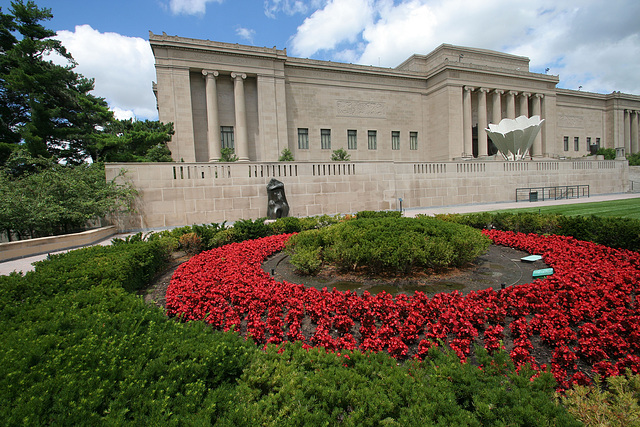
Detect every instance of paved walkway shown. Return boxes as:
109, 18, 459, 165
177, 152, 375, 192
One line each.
2, 192, 639, 276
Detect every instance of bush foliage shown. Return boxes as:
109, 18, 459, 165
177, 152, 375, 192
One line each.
559, 371, 640, 426
7, 209, 639, 423
435, 211, 640, 251
0, 159, 136, 239
0, 242, 255, 425
287, 216, 491, 275
218, 342, 579, 426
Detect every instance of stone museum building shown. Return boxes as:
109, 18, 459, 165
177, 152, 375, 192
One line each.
102, 33, 639, 230
149, 32, 640, 163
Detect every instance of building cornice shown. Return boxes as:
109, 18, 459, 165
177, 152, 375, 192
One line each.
426, 60, 559, 86
283, 57, 424, 81
149, 31, 287, 59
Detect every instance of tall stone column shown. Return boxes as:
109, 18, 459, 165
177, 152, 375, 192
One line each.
491, 89, 503, 124
477, 88, 489, 157
231, 72, 249, 161
632, 111, 639, 155
506, 91, 517, 119
531, 94, 543, 157
202, 70, 221, 162
624, 109, 631, 154
462, 86, 475, 157
519, 92, 530, 117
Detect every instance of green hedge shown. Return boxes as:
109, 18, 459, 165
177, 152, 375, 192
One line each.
0, 243, 255, 424
287, 216, 491, 275
217, 342, 579, 426
435, 212, 640, 251
356, 210, 403, 219
127, 214, 345, 253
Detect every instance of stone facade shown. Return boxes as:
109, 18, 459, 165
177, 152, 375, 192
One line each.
150, 33, 640, 163
105, 159, 627, 231
107, 34, 638, 231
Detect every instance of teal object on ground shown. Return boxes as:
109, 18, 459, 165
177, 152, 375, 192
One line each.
521, 255, 543, 262
533, 268, 554, 278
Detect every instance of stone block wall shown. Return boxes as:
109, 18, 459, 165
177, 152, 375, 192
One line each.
105, 159, 628, 231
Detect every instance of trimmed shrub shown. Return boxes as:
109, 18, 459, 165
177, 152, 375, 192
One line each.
209, 228, 237, 248
217, 342, 579, 425
356, 210, 402, 219
559, 371, 640, 426
179, 232, 203, 255
436, 212, 640, 251
232, 218, 271, 242
0, 241, 256, 424
267, 216, 303, 234
287, 216, 490, 275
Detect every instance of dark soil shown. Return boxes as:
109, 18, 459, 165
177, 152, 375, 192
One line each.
144, 245, 548, 308
139, 251, 192, 310
262, 244, 547, 297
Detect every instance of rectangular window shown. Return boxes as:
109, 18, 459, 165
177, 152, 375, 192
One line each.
563, 136, 569, 151
587, 137, 591, 146
596, 137, 601, 150
409, 132, 418, 150
391, 131, 400, 150
347, 129, 357, 150
368, 130, 377, 150
574, 137, 580, 151
321, 129, 331, 149
221, 126, 234, 149
297, 128, 309, 149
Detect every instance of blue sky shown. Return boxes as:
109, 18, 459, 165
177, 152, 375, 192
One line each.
4, 0, 640, 121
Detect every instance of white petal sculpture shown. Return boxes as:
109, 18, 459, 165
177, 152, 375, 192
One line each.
485, 115, 544, 161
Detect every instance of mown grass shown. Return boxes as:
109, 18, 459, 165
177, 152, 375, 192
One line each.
491, 197, 640, 219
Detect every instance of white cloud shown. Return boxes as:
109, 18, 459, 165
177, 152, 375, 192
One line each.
290, 0, 375, 57
168, 0, 223, 15
290, 0, 640, 95
53, 25, 157, 121
264, 0, 321, 18
236, 27, 256, 44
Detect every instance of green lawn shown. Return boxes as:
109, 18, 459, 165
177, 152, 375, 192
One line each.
491, 197, 640, 219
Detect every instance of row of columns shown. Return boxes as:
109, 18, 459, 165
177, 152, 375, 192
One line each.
623, 110, 640, 155
202, 70, 250, 162
463, 86, 544, 158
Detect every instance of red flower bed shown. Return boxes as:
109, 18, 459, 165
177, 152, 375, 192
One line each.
166, 230, 640, 388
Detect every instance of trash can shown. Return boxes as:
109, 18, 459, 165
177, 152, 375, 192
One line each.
529, 191, 538, 202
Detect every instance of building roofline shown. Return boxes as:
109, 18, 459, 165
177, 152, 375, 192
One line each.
396, 43, 531, 70
149, 31, 287, 58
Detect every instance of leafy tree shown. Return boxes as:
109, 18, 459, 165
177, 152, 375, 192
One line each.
219, 147, 238, 162
628, 152, 640, 166
592, 147, 616, 160
278, 148, 294, 161
0, 1, 113, 165
88, 119, 174, 163
0, 150, 136, 240
331, 147, 350, 161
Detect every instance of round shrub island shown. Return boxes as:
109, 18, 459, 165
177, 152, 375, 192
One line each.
286, 216, 491, 276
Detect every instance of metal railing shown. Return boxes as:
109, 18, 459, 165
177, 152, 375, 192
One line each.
516, 185, 590, 202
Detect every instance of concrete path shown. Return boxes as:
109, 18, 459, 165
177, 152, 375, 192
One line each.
2, 192, 639, 276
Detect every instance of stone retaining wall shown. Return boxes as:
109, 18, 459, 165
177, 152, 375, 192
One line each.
105, 159, 628, 231
0, 226, 117, 262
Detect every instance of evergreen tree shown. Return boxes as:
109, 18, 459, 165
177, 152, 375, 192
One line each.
0, 0, 112, 165
88, 119, 174, 163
